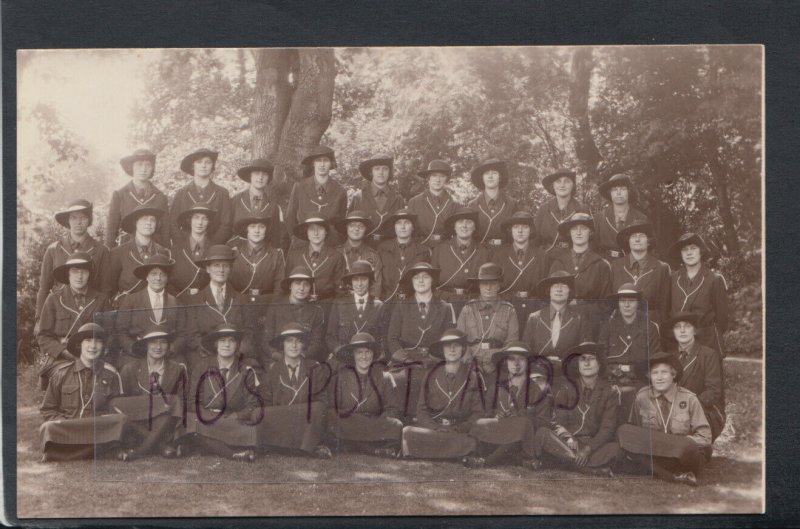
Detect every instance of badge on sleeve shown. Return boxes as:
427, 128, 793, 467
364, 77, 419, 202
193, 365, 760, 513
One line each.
680, 401, 687, 409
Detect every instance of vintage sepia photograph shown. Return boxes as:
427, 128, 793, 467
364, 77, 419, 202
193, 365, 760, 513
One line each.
16, 45, 763, 517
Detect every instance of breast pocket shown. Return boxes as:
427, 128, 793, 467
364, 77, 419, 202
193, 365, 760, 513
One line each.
54, 312, 76, 336
61, 383, 81, 411
670, 407, 693, 435
641, 413, 659, 429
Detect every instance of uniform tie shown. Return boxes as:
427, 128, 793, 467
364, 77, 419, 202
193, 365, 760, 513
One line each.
214, 286, 225, 311
150, 371, 161, 386
517, 249, 525, 262
551, 311, 561, 348
289, 366, 298, 386
75, 293, 85, 309
631, 260, 640, 278
220, 368, 229, 383
153, 292, 163, 322
658, 395, 671, 426
419, 302, 428, 319
488, 198, 496, 211
357, 298, 366, 313
252, 194, 262, 210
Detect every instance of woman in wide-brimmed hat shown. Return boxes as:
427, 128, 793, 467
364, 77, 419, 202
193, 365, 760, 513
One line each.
468, 158, 524, 248
39, 323, 127, 462
617, 351, 712, 487
610, 221, 671, 325
327, 332, 403, 457
168, 148, 233, 245
107, 148, 170, 249
285, 213, 347, 302
534, 167, 590, 252
231, 158, 287, 249
407, 159, 458, 248
667, 232, 729, 357
168, 201, 216, 301
286, 145, 348, 249
228, 214, 286, 302
256, 322, 333, 459
36, 199, 111, 320
335, 210, 383, 298
595, 173, 651, 260
351, 153, 405, 246
377, 208, 431, 302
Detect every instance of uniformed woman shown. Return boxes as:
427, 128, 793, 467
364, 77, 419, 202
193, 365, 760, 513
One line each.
377, 208, 431, 302
407, 160, 458, 248
467, 158, 522, 249
534, 168, 590, 252
617, 352, 712, 486
169, 202, 216, 302
39, 323, 126, 462
286, 214, 347, 302
228, 214, 286, 300
106, 149, 170, 248
668, 233, 729, 356
335, 210, 383, 298
350, 153, 405, 247
595, 173, 650, 260
327, 333, 403, 457
400, 329, 484, 460
231, 158, 286, 249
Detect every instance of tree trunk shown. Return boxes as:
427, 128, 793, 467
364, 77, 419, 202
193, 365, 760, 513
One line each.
250, 48, 294, 162
708, 154, 741, 255
568, 48, 603, 183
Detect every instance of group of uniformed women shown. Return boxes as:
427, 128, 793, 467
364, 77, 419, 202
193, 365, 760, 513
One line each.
34, 146, 729, 486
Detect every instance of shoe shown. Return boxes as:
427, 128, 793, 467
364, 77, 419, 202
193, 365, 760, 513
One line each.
373, 447, 398, 458
231, 449, 256, 463
314, 445, 332, 460
673, 472, 698, 487
521, 458, 542, 471
117, 449, 134, 462
161, 445, 178, 459
462, 456, 486, 469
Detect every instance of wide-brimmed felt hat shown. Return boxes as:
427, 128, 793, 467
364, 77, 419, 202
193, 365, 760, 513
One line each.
359, 153, 394, 181
381, 208, 418, 235
202, 323, 245, 354
301, 145, 337, 169
429, 328, 468, 359
237, 158, 275, 183
341, 260, 375, 286
400, 261, 440, 291
120, 148, 156, 177
133, 254, 175, 281
648, 351, 683, 383
55, 199, 93, 229
443, 207, 479, 239
333, 210, 374, 237
67, 323, 107, 356
131, 325, 174, 357
491, 341, 534, 365
121, 205, 164, 235
268, 322, 310, 350
417, 159, 452, 178
500, 211, 536, 241
292, 214, 331, 241
177, 202, 218, 231
467, 262, 504, 283
53, 251, 94, 284
557, 212, 594, 238
663, 311, 701, 331
563, 341, 607, 378
234, 215, 272, 239
542, 167, 577, 196
180, 148, 219, 176
616, 222, 655, 254
470, 158, 508, 190
608, 283, 643, 301
335, 332, 383, 365
195, 244, 237, 266
536, 270, 575, 298
280, 265, 315, 292
598, 173, 638, 203
668, 232, 710, 260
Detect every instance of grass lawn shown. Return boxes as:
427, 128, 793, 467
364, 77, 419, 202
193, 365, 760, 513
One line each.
15, 358, 763, 518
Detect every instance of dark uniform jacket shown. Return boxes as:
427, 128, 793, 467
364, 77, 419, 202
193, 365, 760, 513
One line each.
669, 265, 729, 353
169, 181, 233, 245
611, 254, 671, 324
593, 204, 650, 259
286, 244, 346, 301
407, 189, 458, 248
40, 359, 123, 421
551, 378, 620, 452
261, 296, 326, 364
338, 242, 383, 299
285, 176, 348, 247
325, 294, 386, 355
185, 284, 253, 359
599, 310, 660, 384
415, 363, 485, 431
431, 239, 491, 295
115, 288, 186, 359
672, 341, 725, 421
168, 233, 211, 301
534, 197, 590, 251
456, 299, 519, 363
106, 181, 170, 248
192, 355, 263, 420
36, 235, 111, 320
262, 357, 331, 407
548, 248, 613, 302
495, 243, 551, 298
377, 239, 431, 301
36, 287, 111, 362
522, 305, 591, 359
230, 188, 287, 249
109, 239, 171, 304
483, 374, 554, 429
120, 357, 188, 397
467, 191, 522, 248
228, 239, 285, 298
350, 182, 405, 246
387, 297, 456, 360
330, 367, 397, 418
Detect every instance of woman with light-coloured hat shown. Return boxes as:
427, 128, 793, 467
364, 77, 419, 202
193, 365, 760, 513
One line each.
468, 157, 524, 248
400, 328, 484, 459
231, 157, 286, 249
407, 159, 458, 248
335, 210, 384, 298
228, 213, 286, 302
285, 145, 348, 249
456, 262, 519, 377
36, 198, 111, 320
464, 341, 549, 470
595, 173, 650, 260
328, 332, 403, 457
534, 167, 590, 251
109, 204, 172, 304
257, 322, 332, 459
611, 221, 671, 325
668, 232, 729, 356
285, 213, 347, 302
39, 323, 126, 462
114, 324, 187, 461
377, 207, 431, 302
36, 252, 111, 390
351, 153, 405, 246
107, 148, 169, 248
168, 201, 216, 301
168, 148, 233, 245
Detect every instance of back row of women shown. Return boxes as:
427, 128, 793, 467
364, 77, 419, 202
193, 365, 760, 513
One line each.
34, 146, 729, 487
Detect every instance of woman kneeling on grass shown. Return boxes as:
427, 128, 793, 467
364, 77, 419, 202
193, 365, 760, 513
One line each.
617, 352, 712, 486
401, 329, 484, 460
327, 333, 403, 457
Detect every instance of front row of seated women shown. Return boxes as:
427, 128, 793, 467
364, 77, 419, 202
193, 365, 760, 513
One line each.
40, 319, 713, 486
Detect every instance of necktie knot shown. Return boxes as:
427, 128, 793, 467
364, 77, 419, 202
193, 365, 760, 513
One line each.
220, 368, 229, 381
419, 302, 428, 317
488, 199, 496, 209
151, 371, 160, 385
310, 251, 320, 260
517, 249, 524, 261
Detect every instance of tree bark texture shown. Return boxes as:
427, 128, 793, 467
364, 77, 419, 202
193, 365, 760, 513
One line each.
250, 49, 293, 162
568, 48, 603, 183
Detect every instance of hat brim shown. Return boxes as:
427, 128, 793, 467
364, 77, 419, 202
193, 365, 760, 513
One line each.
444, 213, 479, 238
669, 236, 710, 260
268, 331, 309, 351
180, 151, 219, 175
429, 338, 468, 358
301, 152, 337, 169
334, 216, 374, 237
542, 171, 576, 195
616, 225, 655, 254
341, 270, 375, 286
67, 328, 107, 356
292, 219, 330, 241
608, 290, 644, 301
237, 164, 275, 183
53, 261, 93, 285
648, 354, 683, 383
131, 333, 174, 357
491, 348, 535, 366
201, 330, 245, 354
536, 276, 575, 298
381, 213, 417, 235
133, 262, 175, 281
557, 218, 594, 238
400, 267, 440, 291
120, 153, 156, 177
598, 176, 636, 202
335, 341, 383, 365
359, 158, 393, 181
280, 275, 315, 292
470, 161, 508, 190
55, 206, 93, 229
663, 313, 702, 333
121, 208, 164, 235
178, 208, 218, 231
235, 217, 271, 238
417, 168, 452, 179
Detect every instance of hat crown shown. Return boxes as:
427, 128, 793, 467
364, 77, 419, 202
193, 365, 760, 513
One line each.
549, 270, 573, 279
349, 332, 377, 345
616, 283, 640, 294
203, 245, 236, 261
475, 262, 503, 280
66, 199, 92, 210
347, 260, 374, 275
570, 212, 593, 222
143, 254, 174, 266
546, 167, 576, 179
437, 328, 467, 342
130, 148, 155, 158
277, 322, 308, 336
76, 322, 105, 335
303, 145, 335, 162
64, 251, 93, 265
287, 265, 314, 279
425, 160, 450, 172
344, 210, 370, 221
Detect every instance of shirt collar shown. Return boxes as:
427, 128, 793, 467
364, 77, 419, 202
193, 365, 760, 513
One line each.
74, 358, 91, 372
549, 305, 566, 321
371, 183, 387, 197
654, 383, 679, 402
